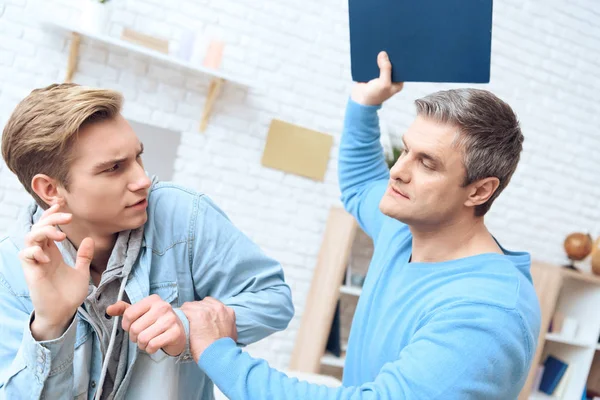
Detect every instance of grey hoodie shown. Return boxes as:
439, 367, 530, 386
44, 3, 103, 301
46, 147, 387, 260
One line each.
26, 203, 143, 400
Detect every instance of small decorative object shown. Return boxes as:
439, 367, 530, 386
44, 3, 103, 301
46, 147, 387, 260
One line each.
560, 317, 578, 339
591, 237, 600, 276
203, 39, 225, 70
80, 0, 112, 35
176, 28, 197, 61
121, 28, 169, 54
350, 273, 366, 288
261, 119, 333, 181
189, 35, 208, 66
563, 232, 593, 269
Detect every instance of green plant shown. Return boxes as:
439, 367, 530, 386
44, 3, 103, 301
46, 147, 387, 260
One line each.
386, 146, 404, 169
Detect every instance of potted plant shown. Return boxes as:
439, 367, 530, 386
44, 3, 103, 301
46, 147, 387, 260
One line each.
385, 145, 404, 169
380, 124, 404, 169
80, 0, 112, 35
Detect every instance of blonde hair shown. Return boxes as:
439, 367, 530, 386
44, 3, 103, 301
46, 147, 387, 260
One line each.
1, 83, 123, 208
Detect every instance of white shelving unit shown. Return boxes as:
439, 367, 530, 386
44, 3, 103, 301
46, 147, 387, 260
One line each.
319, 287, 361, 372
39, 18, 254, 132
529, 392, 557, 400
527, 268, 600, 400
320, 342, 349, 370
319, 275, 363, 374
545, 332, 597, 348
320, 353, 346, 369
339, 285, 362, 297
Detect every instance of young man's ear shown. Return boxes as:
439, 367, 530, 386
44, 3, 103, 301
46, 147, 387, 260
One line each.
464, 177, 500, 209
31, 174, 65, 207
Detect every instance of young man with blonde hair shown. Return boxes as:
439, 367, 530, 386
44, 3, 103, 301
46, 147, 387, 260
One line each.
0, 83, 294, 399
177, 52, 541, 399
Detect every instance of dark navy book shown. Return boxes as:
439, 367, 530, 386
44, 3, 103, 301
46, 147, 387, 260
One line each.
349, 0, 494, 83
539, 355, 569, 395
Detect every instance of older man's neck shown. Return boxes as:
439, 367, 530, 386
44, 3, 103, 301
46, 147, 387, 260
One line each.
409, 215, 503, 264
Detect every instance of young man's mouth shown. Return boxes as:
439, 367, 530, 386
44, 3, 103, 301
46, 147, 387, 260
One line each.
127, 198, 148, 209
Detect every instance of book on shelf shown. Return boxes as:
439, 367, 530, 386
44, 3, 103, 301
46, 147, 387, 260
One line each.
532, 365, 545, 392
539, 355, 569, 395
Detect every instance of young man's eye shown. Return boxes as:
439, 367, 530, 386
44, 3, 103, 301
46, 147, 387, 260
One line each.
105, 164, 119, 173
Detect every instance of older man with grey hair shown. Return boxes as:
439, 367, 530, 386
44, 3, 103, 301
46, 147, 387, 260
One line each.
179, 51, 542, 400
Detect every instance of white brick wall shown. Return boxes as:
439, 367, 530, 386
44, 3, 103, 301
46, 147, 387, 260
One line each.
1, 0, 599, 371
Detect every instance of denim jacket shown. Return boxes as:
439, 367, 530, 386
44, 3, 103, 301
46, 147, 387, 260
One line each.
0, 182, 294, 399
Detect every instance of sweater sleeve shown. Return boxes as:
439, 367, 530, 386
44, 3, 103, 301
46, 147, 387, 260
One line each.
338, 98, 390, 241
198, 302, 534, 400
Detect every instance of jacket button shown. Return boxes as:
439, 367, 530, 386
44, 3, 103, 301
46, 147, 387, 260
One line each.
91, 381, 96, 388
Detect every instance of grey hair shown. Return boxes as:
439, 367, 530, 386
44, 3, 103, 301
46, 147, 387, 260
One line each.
414, 89, 524, 217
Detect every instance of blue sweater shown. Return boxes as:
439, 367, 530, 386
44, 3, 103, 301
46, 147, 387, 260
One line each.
198, 99, 541, 399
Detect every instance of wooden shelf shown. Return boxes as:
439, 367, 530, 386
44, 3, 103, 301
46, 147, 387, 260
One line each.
339, 285, 362, 297
561, 268, 600, 286
528, 392, 557, 400
545, 333, 596, 348
320, 352, 345, 369
39, 18, 254, 132
290, 208, 358, 374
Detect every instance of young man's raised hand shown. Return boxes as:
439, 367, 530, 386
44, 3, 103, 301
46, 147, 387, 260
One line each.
20, 204, 95, 341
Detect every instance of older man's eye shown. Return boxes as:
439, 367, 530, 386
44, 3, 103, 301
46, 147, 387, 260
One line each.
422, 160, 434, 170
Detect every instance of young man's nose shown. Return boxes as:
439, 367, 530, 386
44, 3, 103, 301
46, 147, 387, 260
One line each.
129, 163, 152, 192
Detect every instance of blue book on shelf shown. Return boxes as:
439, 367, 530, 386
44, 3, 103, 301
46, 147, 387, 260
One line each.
539, 355, 569, 395
348, 0, 493, 83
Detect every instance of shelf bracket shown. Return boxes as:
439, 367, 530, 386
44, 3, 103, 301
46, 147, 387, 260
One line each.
199, 77, 225, 132
65, 32, 81, 83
